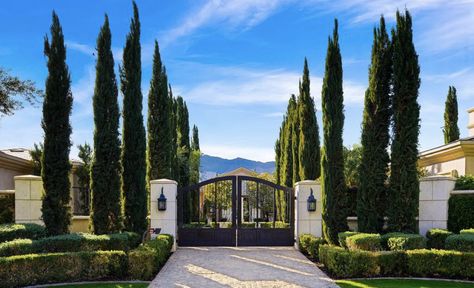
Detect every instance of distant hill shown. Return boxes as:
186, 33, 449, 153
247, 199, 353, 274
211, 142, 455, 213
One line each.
200, 154, 275, 180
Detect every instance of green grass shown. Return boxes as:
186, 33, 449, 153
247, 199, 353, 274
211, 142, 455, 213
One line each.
46, 283, 148, 288
336, 279, 474, 288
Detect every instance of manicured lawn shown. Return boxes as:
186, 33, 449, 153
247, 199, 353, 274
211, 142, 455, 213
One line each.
47, 283, 148, 288
336, 279, 474, 288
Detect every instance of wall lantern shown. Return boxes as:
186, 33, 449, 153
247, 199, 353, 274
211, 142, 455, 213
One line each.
158, 187, 167, 211
307, 188, 317, 212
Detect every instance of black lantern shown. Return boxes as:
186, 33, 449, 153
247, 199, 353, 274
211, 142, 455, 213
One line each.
307, 188, 316, 212
157, 187, 167, 211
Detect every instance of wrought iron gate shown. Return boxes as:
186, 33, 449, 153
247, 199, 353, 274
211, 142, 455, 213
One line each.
177, 175, 294, 246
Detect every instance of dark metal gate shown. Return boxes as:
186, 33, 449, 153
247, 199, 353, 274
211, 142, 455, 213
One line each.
177, 175, 294, 246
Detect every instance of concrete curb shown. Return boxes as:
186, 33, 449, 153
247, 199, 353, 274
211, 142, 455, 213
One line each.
26, 280, 150, 287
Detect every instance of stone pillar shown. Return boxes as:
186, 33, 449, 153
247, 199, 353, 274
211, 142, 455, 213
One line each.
150, 179, 177, 251
419, 176, 455, 236
14, 175, 43, 225
294, 180, 322, 247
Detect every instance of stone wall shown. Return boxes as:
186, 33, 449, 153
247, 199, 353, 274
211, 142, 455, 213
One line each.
294, 180, 322, 243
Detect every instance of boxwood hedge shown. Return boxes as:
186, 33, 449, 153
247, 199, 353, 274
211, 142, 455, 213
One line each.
0, 223, 46, 243
445, 234, 474, 252
386, 233, 426, 251
426, 228, 453, 249
298, 234, 325, 260
448, 194, 474, 233
346, 233, 382, 251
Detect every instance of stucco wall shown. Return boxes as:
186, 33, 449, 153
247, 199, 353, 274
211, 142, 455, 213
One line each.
423, 157, 466, 176
0, 167, 28, 190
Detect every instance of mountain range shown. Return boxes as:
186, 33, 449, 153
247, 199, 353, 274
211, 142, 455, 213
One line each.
200, 154, 275, 180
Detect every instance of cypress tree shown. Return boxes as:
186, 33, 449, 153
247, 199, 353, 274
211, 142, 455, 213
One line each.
282, 96, 296, 187
298, 58, 321, 181
388, 10, 421, 233
292, 85, 301, 184
90, 15, 122, 234
147, 41, 172, 184
191, 125, 200, 151
357, 16, 392, 233
443, 86, 460, 144
176, 96, 190, 187
190, 125, 201, 220
169, 87, 179, 181
321, 19, 348, 244
120, 2, 147, 234
41, 11, 73, 235
274, 134, 282, 185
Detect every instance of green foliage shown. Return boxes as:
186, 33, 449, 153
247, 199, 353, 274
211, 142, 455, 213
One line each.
445, 234, 474, 252
189, 125, 201, 220
358, 17, 392, 234
380, 232, 406, 249
76, 143, 92, 215
0, 250, 127, 287
260, 221, 290, 228
454, 175, 474, 190
0, 194, 14, 224
298, 58, 320, 181
147, 40, 172, 184
0, 232, 140, 257
176, 96, 190, 189
30, 143, 43, 176
346, 233, 382, 251
406, 249, 474, 278
42, 11, 73, 235
426, 228, 453, 249
0, 223, 46, 243
298, 234, 325, 260
343, 145, 362, 188
120, 2, 147, 235
321, 20, 348, 244
461, 229, 474, 235
388, 10, 421, 233
378, 251, 407, 276
337, 231, 359, 248
386, 234, 426, 251
128, 234, 173, 280
90, 16, 122, 234
444, 86, 460, 144
448, 194, 474, 233
281, 96, 296, 187
318, 245, 380, 278
0, 67, 43, 116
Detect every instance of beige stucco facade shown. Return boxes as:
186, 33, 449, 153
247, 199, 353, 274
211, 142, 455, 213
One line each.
418, 140, 474, 176
0, 149, 33, 190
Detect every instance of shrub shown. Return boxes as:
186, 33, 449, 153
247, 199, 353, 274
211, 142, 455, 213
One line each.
426, 228, 453, 249
387, 234, 426, 251
0, 232, 140, 257
454, 175, 474, 190
338, 231, 359, 248
406, 249, 474, 278
448, 194, 474, 233
346, 233, 382, 251
0, 223, 46, 243
380, 232, 406, 249
260, 221, 290, 228
318, 245, 379, 278
445, 234, 474, 252
0, 194, 14, 224
240, 222, 256, 228
378, 251, 406, 276
0, 250, 127, 288
461, 229, 474, 235
298, 234, 325, 260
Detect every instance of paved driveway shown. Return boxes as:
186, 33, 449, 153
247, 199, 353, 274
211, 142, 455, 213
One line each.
150, 247, 338, 288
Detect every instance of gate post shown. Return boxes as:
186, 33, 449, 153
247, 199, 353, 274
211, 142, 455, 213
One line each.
294, 180, 322, 248
150, 179, 177, 251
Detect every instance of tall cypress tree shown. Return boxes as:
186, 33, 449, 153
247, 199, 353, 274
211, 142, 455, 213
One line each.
358, 17, 392, 233
191, 125, 200, 151
41, 12, 73, 235
388, 10, 421, 233
298, 58, 321, 181
90, 15, 122, 234
169, 87, 179, 181
292, 84, 301, 184
120, 2, 147, 234
176, 96, 190, 187
321, 19, 348, 244
147, 40, 172, 184
282, 96, 296, 187
190, 125, 201, 220
443, 86, 460, 144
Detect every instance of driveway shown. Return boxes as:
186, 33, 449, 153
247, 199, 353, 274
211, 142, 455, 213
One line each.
150, 246, 338, 288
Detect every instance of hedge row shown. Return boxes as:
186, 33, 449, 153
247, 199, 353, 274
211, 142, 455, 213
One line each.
0, 232, 140, 257
426, 229, 453, 249
0, 194, 14, 224
0, 224, 46, 242
448, 194, 474, 233
446, 234, 474, 252
298, 234, 325, 260
346, 233, 381, 251
337, 231, 426, 252
319, 244, 474, 279
0, 234, 174, 287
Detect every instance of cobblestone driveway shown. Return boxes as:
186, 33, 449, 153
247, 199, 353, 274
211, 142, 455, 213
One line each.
150, 247, 338, 288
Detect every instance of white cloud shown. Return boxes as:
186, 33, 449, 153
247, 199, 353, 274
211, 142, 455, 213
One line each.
66, 41, 95, 56
202, 144, 275, 162
424, 68, 474, 98
71, 65, 95, 105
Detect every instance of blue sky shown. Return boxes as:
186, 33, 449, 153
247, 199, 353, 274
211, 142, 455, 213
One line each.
0, 0, 473, 162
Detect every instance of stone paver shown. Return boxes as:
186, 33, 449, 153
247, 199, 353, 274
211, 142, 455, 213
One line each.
150, 247, 338, 288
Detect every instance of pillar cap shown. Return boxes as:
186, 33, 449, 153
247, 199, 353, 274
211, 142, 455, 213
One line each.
14, 175, 41, 180
150, 179, 178, 185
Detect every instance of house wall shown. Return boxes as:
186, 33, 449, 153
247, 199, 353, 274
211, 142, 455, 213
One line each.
0, 167, 31, 190
423, 157, 466, 176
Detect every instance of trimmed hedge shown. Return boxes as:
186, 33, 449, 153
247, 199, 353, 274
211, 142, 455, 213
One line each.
346, 233, 382, 251
448, 194, 474, 233
380, 232, 406, 249
461, 229, 474, 235
0, 250, 127, 288
446, 234, 474, 252
318, 245, 474, 279
298, 234, 325, 260
454, 175, 474, 190
0, 194, 14, 224
337, 231, 359, 248
386, 234, 426, 251
0, 223, 46, 243
0, 234, 174, 287
0, 232, 140, 257
426, 228, 453, 249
